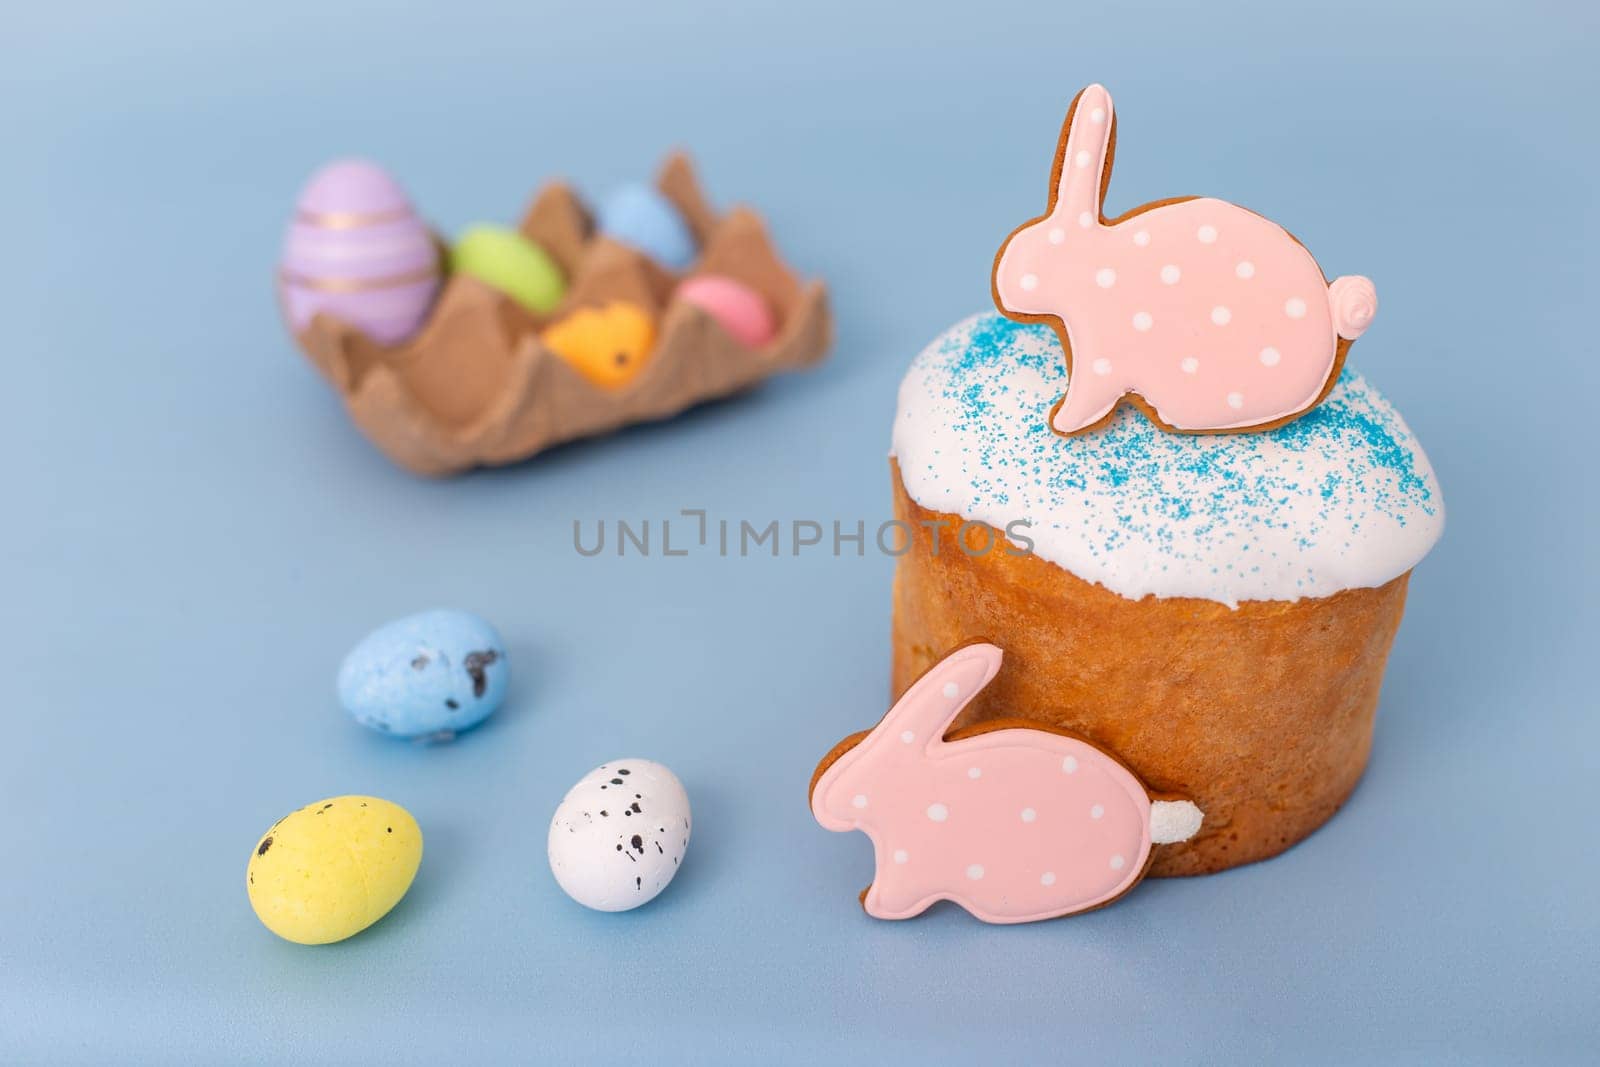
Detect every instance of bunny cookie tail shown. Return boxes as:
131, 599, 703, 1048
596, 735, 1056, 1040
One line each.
1328, 275, 1378, 340
1149, 800, 1203, 844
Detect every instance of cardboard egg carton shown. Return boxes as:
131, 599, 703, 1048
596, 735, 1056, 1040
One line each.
291, 153, 832, 476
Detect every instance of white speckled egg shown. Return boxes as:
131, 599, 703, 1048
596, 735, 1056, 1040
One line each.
548, 759, 690, 912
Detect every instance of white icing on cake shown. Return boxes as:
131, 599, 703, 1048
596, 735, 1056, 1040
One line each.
891, 313, 1445, 606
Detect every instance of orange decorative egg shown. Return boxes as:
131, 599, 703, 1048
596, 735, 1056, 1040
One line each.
541, 302, 657, 389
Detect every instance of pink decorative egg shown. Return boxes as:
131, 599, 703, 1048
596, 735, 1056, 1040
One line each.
279, 160, 441, 345
675, 275, 777, 348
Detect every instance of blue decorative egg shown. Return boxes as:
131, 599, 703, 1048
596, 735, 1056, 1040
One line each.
596, 183, 697, 271
337, 610, 509, 741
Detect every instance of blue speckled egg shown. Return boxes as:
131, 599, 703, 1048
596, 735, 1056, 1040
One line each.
596, 183, 697, 271
337, 610, 509, 741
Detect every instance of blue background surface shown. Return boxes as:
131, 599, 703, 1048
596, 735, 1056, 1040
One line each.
3, 1, 1596, 1061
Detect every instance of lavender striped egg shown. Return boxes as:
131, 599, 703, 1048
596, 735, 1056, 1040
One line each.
279, 160, 441, 345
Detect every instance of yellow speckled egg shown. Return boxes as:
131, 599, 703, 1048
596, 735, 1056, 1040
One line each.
246, 795, 422, 945
541, 301, 657, 390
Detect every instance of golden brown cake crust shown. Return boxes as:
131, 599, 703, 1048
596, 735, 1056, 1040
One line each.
889, 458, 1409, 876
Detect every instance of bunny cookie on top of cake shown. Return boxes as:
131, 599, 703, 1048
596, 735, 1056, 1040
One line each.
813, 84, 1443, 920
994, 83, 1377, 436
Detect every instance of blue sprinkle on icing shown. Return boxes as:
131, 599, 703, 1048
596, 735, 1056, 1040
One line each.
891, 313, 1445, 605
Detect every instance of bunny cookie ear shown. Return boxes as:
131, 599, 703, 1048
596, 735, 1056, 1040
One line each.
1050, 84, 1115, 226
877, 642, 1004, 749
809, 642, 1002, 829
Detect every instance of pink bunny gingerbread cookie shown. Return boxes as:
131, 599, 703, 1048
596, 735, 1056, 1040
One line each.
810, 642, 1202, 923
993, 84, 1377, 436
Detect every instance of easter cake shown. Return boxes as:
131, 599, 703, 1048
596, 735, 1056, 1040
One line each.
282, 153, 830, 476
881, 85, 1445, 880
